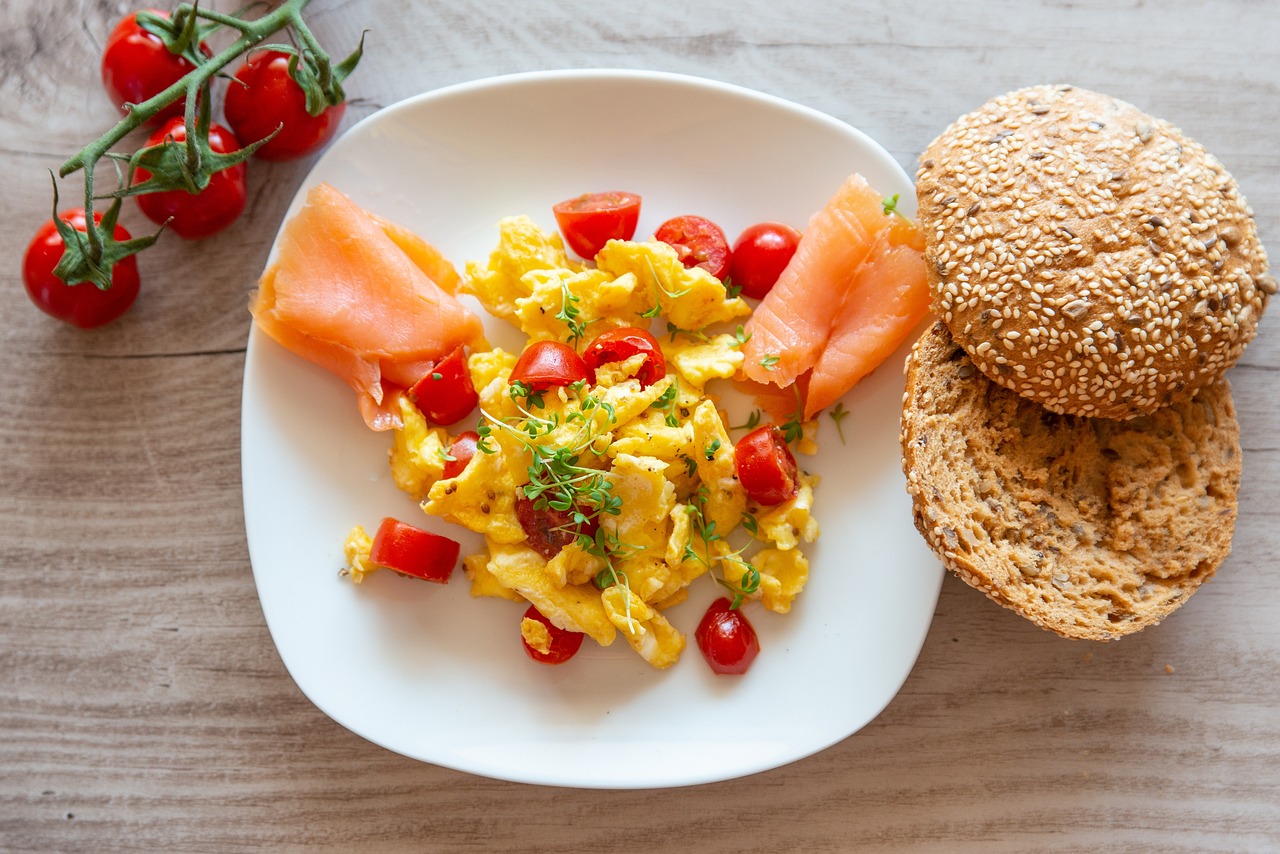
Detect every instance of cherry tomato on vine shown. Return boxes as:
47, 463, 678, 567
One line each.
369, 517, 459, 583
581, 327, 666, 388
509, 341, 589, 391
407, 346, 478, 426
695, 598, 760, 675
729, 222, 802, 299
520, 604, 585, 665
223, 50, 347, 161
23, 210, 141, 329
134, 118, 247, 239
734, 424, 799, 506
442, 431, 480, 480
515, 495, 598, 560
101, 11, 209, 125
552, 191, 642, 259
654, 215, 732, 280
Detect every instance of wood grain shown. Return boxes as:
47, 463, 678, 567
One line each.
2, 0, 1278, 851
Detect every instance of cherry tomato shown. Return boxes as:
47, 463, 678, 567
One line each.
509, 341, 589, 392
552, 191, 641, 259
695, 598, 760, 675
729, 222, 802, 299
407, 346, 478, 426
581, 327, 666, 388
223, 50, 347, 161
521, 604, 585, 665
734, 424, 799, 506
515, 495, 598, 560
442, 431, 479, 480
100, 11, 208, 124
23, 210, 141, 329
369, 517, 459, 583
134, 118, 247, 239
654, 215, 732, 280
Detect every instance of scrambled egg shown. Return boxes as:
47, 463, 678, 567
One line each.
349, 216, 821, 669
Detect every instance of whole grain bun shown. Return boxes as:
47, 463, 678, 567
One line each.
917, 84, 1273, 420
901, 321, 1241, 640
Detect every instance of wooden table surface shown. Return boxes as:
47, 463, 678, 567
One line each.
3, 1, 1278, 850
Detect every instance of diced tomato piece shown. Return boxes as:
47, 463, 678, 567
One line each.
695, 597, 760, 674
581, 326, 666, 388
654, 215, 731, 280
443, 430, 479, 480
521, 604, 585, 665
734, 424, 799, 506
552, 191, 641, 259
408, 345, 478, 426
369, 517, 459, 583
509, 340, 589, 391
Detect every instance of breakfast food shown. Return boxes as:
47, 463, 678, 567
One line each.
335, 211, 823, 670
249, 183, 485, 431
254, 170, 929, 671
916, 84, 1273, 420
901, 321, 1241, 640
901, 84, 1274, 638
741, 173, 930, 419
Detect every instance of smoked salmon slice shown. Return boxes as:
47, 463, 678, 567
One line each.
250, 183, 485, 430
741, 172, 928, 417
803, 233, 929, 418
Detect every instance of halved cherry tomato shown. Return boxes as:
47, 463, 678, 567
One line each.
509, 341, 589, 391
734, 424, 799, 506
521, 604, 585, 665
654, 215, 732, 280
408, 346, 477, 426
23, 209, 141, 329
515, 495, 598, 560
581, 327, 666, 388
443, 430, 479, 480
729, 222, 802, 299
369, 517, 460, 583
552, 191, 641, 259
695, 597, 760, 675
100, 10, 209, 124
223, 50, 347, 161
135, 118, 248, 239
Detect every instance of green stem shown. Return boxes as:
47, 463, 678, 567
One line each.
59, 0, 311, 179
290, 14, 333, 92
82, 161, 101, 258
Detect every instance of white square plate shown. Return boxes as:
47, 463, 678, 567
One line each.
241, 69, 943, 788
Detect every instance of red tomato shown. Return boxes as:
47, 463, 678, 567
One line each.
552, 191, 641, 259
695, 598, 760, 675
443, 431, 479, 480
581, 327, 666, 388
100, 11, 208, 124
729, 222, 802, 299
509, 341, 589, 392
408, 346, 478, 426
520, 604, 585, 665
515, 495, 598, 560
734, 425, 799, 506
134, 118, 247, 239
654, 215, 732, 280
223, 50, 347, 161
23, 210, 141, 329
369, 517, 459, 583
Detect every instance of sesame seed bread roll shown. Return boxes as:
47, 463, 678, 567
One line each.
901, 321, 1241, 641
916, 85, 1274, 420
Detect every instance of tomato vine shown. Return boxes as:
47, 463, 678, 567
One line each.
42, 0, 362, 294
